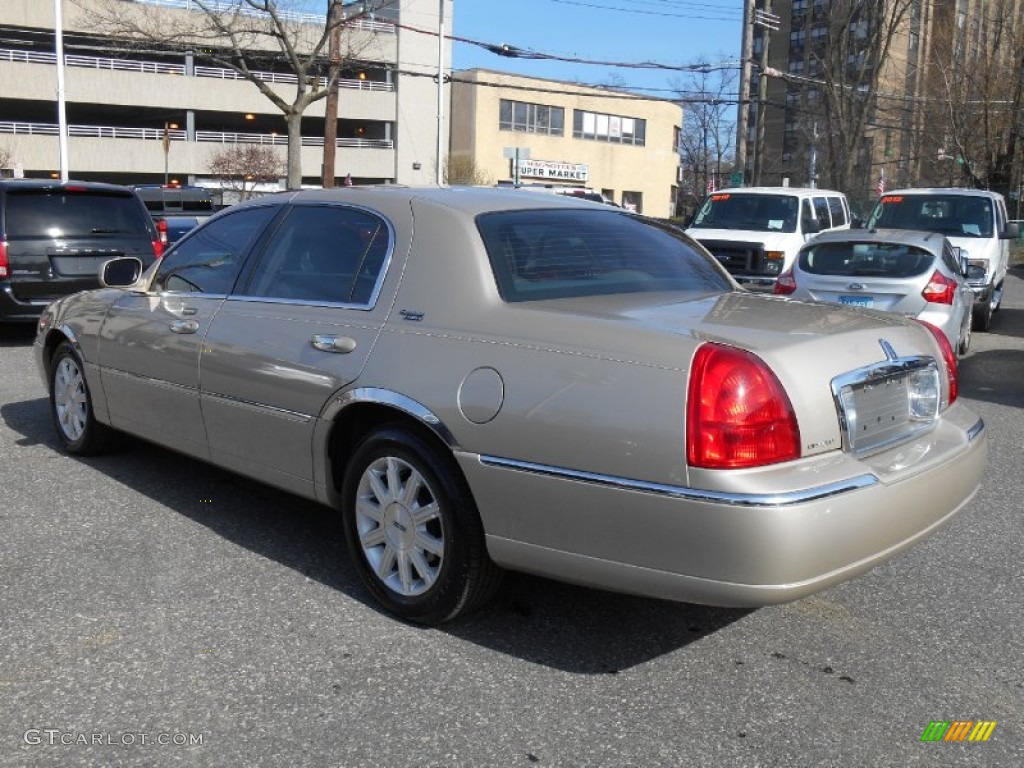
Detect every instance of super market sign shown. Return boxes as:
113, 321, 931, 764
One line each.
518, 160, 589, 182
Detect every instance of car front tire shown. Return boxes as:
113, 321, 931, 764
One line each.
341, 425, 501, 624
49, 341, 118, 455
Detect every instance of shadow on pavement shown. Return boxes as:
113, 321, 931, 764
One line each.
1, 396, 752, 673
959, 349, 1024, 408
0, 324, 36, 347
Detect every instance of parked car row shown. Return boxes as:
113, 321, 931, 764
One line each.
0, 180, 222, 325
34, 186, 986, 624
684, 185, 1018, 340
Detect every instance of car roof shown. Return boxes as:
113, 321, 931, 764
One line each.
0, 178, 137, 194
235, 185, 613, 217
881, 187, 1005, 200
803, 227, 947, 251
710, 187, 846, 196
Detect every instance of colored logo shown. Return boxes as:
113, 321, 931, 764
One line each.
920, 721, 997, 742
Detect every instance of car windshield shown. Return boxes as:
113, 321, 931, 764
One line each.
477, 208, 732, 302
867, 194, 994, 238
798, 241, 935, 278
689, 192, 799, 233
6, 189, 151, 238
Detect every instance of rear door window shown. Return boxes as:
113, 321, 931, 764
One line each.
240, 204, 391, 306
826, 196, 847, 227
5, 189, 152, 238
812, 197, 832, 229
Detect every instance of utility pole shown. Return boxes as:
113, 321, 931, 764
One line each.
808, 121, 818, 188
735, 0, 755, 184
322, 0, 342, 188
752, 1, 779, 186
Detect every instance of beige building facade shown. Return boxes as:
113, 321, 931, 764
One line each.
0, 0, 451, 189
450, 69, 682, 217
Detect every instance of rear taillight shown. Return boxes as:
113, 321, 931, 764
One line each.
686, 343, 801, 469
152, 238, 165, 259
156, 218, 169, 246
773, 269, 797, 295
921, 270, 957, 305
915, 320, 958, 405
0, 239, 8, 278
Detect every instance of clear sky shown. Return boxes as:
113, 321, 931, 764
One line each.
285, 1, 746, 100
449, 0, 745, 99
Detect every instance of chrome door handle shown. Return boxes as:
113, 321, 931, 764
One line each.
179, 306, 198, 316
311, 334, 357, 353
169, 319, 200, 334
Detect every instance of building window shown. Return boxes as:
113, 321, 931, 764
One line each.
572, 110, 646, 146
499, 100, 565, 136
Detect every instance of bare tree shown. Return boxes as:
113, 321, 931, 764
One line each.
673, 65, 737, 218
80, 0, 395, 189
918, 0, 1024, 194
208, 143, 285, 200
0, 145, 12, 175
785, 0, 915, 201
443, 156, 492, 187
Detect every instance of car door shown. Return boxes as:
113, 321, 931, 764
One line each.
199, 202, 395, 497
98, 206, 278, 456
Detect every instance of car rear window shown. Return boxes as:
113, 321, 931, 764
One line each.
477, 209, 732, 302
6, 189, 151, 238
799, 241, 935, 278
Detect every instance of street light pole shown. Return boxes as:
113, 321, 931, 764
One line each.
54, 0, 69, 182
436, 0, 446, 186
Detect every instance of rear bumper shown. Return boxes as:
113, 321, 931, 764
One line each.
465, 403, 987, 606
0, 284, 50, 322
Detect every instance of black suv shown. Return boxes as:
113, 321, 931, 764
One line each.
0, 180, 162, 323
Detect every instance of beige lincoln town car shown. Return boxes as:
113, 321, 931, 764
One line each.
34, 186, 986, 624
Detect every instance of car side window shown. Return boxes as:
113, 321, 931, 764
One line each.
827, 196, 847, 227
153, 207, 276, 294
812, 197, 832, 229
241, 204, 390, 306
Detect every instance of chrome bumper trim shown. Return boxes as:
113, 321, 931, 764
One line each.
478, 455, 879, 508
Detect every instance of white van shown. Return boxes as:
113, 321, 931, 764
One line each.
685, 187, 852, 287
866, 188, 1019, 330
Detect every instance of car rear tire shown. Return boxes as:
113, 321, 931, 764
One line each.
972, 299, 993, 332
341, 425, 502, 624
49, 341, 118, 455
958, 319, 971, 357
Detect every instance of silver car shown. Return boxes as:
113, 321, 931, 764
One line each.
774, 228, 975, 355
34, 187, 986, 624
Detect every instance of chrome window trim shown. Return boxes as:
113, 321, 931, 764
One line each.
830, 355, 939, 456
225, 295, 376, 311
478, 455, 879, 508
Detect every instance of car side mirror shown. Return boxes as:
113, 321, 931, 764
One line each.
100, 257, 144, 288
802, 218, 821, 235
1002, 221, 1020, 239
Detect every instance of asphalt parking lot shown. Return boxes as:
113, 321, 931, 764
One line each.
1, 270, 1023, 767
